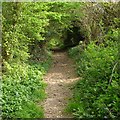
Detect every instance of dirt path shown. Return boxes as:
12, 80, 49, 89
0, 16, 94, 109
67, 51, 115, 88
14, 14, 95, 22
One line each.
43, 51, 79, 118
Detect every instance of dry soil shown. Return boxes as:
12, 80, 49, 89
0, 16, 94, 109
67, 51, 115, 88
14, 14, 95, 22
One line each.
43, 51, 79, 118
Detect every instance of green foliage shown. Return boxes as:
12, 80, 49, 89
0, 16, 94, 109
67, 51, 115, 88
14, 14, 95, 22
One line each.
45, 2, 84, 49
79, 2, 120, 43
2, 61, 51, 118
21, 3, 49, 42
47, 38, 64, 49
2, 3, 29, 63
15, 102, 44, 118
2, 3, 52, 118
67, 3, 120, 118
68, 31, 120, 118
2, 2, 120, 119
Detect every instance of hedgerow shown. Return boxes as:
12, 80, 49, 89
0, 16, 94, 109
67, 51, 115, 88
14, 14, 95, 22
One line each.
2, 2, 52, 118
68, 38, 120, 118
67, 2, 120, 119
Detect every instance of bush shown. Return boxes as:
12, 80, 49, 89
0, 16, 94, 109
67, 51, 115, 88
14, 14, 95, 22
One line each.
68, 38, 120, 118
2, 59, 52, 118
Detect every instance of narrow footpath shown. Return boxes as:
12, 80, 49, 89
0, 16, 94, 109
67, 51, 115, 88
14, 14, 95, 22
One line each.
43, 51, 79, 118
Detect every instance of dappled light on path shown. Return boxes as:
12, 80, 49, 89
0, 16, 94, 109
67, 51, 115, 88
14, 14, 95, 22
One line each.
42, 51, 79, 118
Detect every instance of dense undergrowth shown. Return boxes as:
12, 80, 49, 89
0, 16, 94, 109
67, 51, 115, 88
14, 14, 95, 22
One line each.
2, 55, 52, 118
67, 3, 120, 119
68, 40, 120, 118
2, 2, 53, 118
